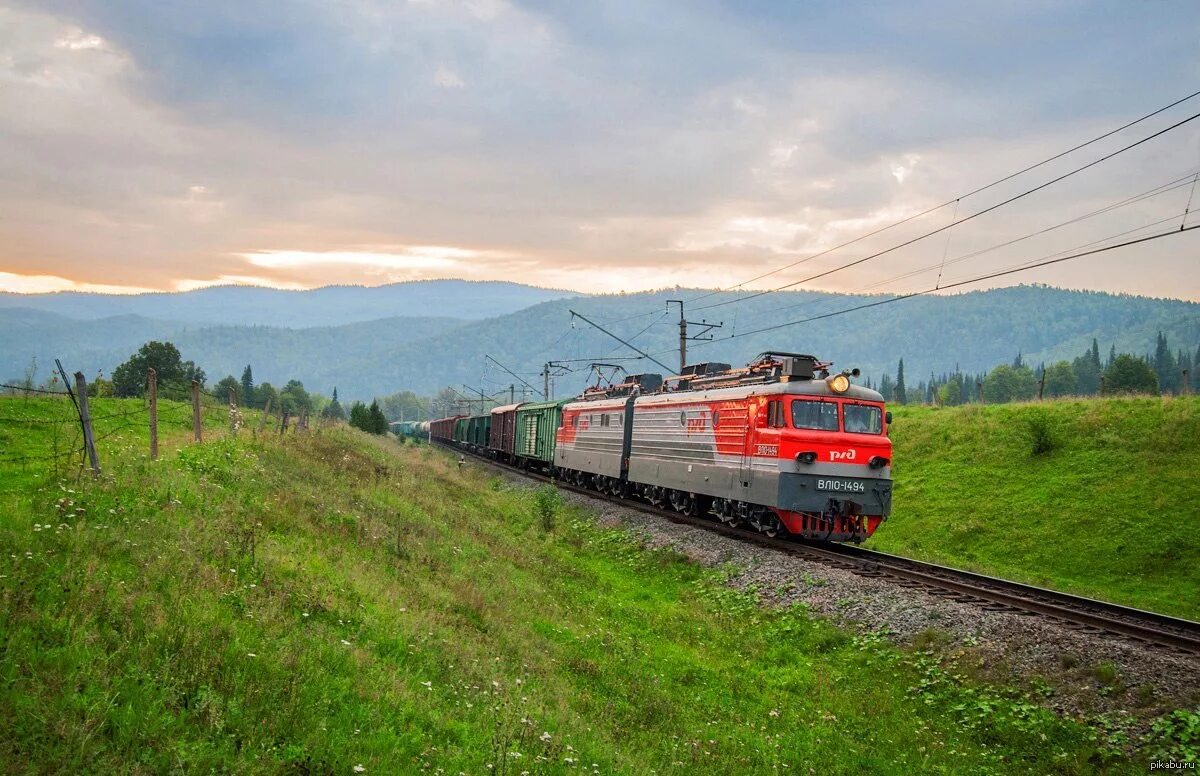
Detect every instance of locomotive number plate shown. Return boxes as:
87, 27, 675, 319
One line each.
815, 478, 866, 493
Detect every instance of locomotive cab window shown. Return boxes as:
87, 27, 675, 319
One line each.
843, 403, 883, 434
766, 399, 786, 428
791, 399, 839, 431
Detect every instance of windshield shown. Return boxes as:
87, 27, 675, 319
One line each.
791, 400, 839, 431
844, 404, 882, 434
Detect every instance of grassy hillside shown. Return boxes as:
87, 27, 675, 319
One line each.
870, 396, 1200, 620
0, 402, 1165, 772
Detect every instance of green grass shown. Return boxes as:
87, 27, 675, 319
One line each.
869, 396, 1200, 620
0, 400, 1172, 772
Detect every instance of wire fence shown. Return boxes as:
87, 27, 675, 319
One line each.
0, 367, 315, 482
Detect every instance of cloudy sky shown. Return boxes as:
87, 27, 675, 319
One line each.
2, 0, 1199, 299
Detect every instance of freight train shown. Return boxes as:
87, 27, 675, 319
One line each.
424, 352, 893, 542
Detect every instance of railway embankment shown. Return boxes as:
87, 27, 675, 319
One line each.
1, 407, 1186, 771
871, 395, 1200, 621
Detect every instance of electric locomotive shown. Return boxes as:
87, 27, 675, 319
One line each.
555, 353, 892, 542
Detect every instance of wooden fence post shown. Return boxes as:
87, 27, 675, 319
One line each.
192, 381, 202, 442
1183, 369, 1191, 396
148, 368, 158, 460
280, 411, 290, 435
74, 372, 100, 475
1038, 371, 1046, 400
229, 385, 238, 437
299, 409, 308, 432
256, 396, 272, 436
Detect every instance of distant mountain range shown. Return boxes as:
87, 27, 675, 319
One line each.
0, 279, 573, 327
2, 281, 1196, 402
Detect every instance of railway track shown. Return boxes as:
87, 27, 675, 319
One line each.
443, 443, 1200, 657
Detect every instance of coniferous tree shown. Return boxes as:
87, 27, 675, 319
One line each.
322, 387, 347, 420
894, 359, 907, 405
1153, 332, 1177, 393
367, 400, 389, 434
349, 401, 368, 431
240, 365, 255, 408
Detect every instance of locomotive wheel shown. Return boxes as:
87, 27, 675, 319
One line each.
669, 490, 697, 515
716, 499, 743, 527
748, 507, 782, 538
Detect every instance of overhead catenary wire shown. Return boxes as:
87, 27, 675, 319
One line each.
684, 224, 1199, 343
720, 168, 1200, 329
684, 87, 1200, 305
692, 107, 1200, 313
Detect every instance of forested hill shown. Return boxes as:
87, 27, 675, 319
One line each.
0, 279, 573, 327
3, 284, 1196, 401
349, 285, 1200, 399
0, 309, 467, 390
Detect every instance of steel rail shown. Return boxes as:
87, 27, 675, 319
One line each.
440, 441, 1200, 656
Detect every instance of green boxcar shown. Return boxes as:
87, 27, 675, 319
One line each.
514, 399, 572, 465
466, 414, 491, 447
453, 417, 469, 443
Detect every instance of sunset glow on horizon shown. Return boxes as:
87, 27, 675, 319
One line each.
2, 2, 1199, 300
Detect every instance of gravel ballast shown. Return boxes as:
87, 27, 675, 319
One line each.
496, 469, 1200, 726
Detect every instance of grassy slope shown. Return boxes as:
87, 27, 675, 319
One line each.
0, 402, 1152, 773
869, 396, 1200, 620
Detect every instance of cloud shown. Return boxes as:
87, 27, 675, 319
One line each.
0, 271, 153, 294
432, 65, 464, 88
0, 0, 1198, 302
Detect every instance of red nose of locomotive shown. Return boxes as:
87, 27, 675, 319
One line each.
765, 390, 893, 542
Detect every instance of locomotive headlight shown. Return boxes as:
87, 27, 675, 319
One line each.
828, 374, 850, 393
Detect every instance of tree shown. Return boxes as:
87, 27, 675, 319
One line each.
257, 382, 279, 412
894, 359, 907, 405
1072, 346, 1101, 396
378, 390, 431, 422
240, 365, 256, 408
938, 373, 966, 406
349, 401, 369, 431
322, 387, 347, 421
1103, 354, 1158, 395
1153, 332, 1177, 394
214, 375, 240, 404
111, 341, 205, 398
280, 379, 312, 415
367, 400, 389, 434
982, 364, 1038, 403
1042, 361, 1077, 398
878, 373, 894, 402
